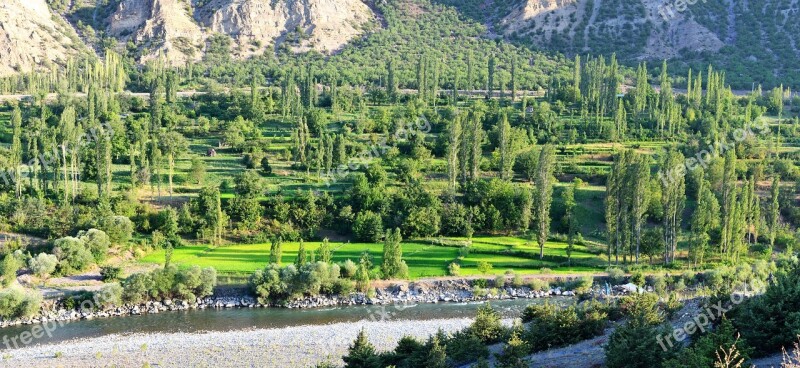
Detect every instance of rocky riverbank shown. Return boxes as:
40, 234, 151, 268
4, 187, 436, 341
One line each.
1, 317, 508, 367
0, 279, 576, 329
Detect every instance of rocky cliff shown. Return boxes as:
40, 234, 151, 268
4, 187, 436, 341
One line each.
501, 0, 724, 60
0, 0, 84, 76
196, 0, 374, 57
107, 0, 205, 65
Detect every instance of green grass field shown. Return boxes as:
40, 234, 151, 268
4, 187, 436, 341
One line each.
139, 236, 607, 279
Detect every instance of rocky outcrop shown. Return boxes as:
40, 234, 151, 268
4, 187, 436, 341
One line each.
107, 0, 205, 65
501, 0, 724, 59
0, 0, 84, 76
103, 0, 374, 65
195, 0, 373, 56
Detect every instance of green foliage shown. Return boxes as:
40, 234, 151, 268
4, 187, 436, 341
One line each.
521, 301, 609, 352
100, 266, 122, 282
468, 303, 505, 344
28, 253, 58, 279
53, 236, 95, 275
343, 329, 381, 368
353, 211, 384, 243
121, 265, 216, 304
0, 287, 42, 319
732, 264, 800, 356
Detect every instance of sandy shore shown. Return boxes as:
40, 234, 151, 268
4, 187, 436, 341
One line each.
0, 318, 496, 367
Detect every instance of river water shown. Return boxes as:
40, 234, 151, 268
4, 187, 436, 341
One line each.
0, 298, 564, 349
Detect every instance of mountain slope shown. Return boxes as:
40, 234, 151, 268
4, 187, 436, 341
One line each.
107, 0, 204, 64
195, 0, 374, 57
0, 0, 85, 76
498, 0, 799, 88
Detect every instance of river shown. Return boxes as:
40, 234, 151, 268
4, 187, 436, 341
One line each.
0, 298, 560, 350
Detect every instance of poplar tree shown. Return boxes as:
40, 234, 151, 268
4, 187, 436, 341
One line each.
446, 114, 462, 192
660, 149, 685, 264
769, 176, 781, 248
562, 181, 577, 266
10, 106, 22, 198
497, 112, 514, 181
533, 145, 556, 259
270, 237, 283, 265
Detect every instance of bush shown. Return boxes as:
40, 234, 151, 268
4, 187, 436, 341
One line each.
607, 268, 626, 285
468, 303, 505, 344
494, 275, 506, 288
78, 229, 111, 263
477, 261, 493, 275
341, 259, 358, 278
53, 237, 95, 274
95, 283, 123, 308
103, 216, 134, 244
122, 265, 217, 304
522, 301, 608, 352
0, 287, 42, 319
28, 253, 58, 279
448, 262, 461, 276
0, 253, 21, 287
732, 264, 800, 356
100, 266, 122, 282
528, 279, 550, 292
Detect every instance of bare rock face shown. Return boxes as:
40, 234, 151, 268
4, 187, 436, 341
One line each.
501, 0, 723, 59
195, 0, 373, 56
0, 0, 82, 76
107, 0, 205, 65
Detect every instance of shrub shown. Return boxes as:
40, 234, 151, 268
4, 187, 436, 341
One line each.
0, 254, 21, 287
448, 262, 461, 276
528, 279, 550, 292
341, 259, 358, 279
732, 264, 800, 356
522, 301, 608, 352
630, 271, 645, 287
28, 253, 58, 279
100, 266, 122, 282
78, 229, 111, 263
0, 287, 42, 319
444, 330, 489, 365
95, 283, 123, 308
53, 237, 95, 274
606, 268, 626, 285
477, 261, 493, 275
468, 303, 505, 344
494, 275, 506, 288
103, 216, 134, 244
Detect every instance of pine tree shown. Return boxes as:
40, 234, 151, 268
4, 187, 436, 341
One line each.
343, 329, 380, 368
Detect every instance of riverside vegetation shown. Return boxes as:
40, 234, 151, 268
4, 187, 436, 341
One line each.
0, 0, 799, 367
